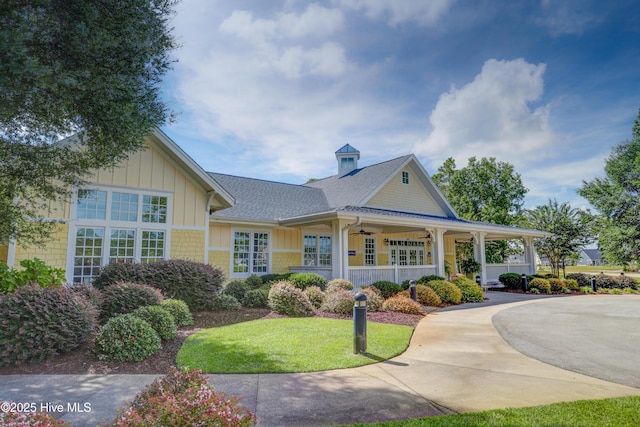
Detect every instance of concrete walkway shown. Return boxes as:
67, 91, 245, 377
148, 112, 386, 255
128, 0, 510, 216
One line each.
1, 293, 639, 426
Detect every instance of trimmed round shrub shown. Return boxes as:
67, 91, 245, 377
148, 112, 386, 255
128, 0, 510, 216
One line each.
289, 273, 328, 290
417, 275, 445, 284
594, 274, 616, 289
94, 260, 225, 311
0, 285, 97, 367
242, 289, 269, 308
133, 305, 177, 340
400, 285, 442, 307
326, 278, 354, 293
113, 367, 255, 426
452, 276, 485, 303
529, 278, 551, 294
208, 294, 241, 311
223, 280, 250, 302
499, 272, 523, 290
548, 278, 565, 292
564, 279, 579, 291
320, 289, 354, 315
93, 314, 161, 362
259, 273, 291, 284
370, 281, 403, 299
565, 273, 591, 288
268, 281, 314, 317
66, 282, 102, 309
160, 298, 194, 326
100, 282, 163, 321
382, 295, 422, 315
304, 286, 325, 309
245, 274, 264, 289
359, 287, 384, 312
425, 280, 462, 305
616, 275, 639, 290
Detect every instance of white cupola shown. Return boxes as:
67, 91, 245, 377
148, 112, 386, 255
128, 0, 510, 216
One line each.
335, 144, 360, 177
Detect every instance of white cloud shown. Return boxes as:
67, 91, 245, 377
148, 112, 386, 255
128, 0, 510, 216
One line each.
337, 0, 455, 26
416, 58, 560, 169
536, 0, 601, 36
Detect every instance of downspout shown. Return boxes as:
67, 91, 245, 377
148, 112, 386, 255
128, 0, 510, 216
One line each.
340, 217, 362, 280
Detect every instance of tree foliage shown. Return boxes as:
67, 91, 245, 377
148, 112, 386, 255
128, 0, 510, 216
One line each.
522, 199, 593, 277
0, 0, 178, 246
432, 157, 528, 264
578, 109, 640, 267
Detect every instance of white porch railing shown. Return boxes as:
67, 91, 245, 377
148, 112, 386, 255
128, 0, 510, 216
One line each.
485, 263, 532, 283
348, 265, 437, 288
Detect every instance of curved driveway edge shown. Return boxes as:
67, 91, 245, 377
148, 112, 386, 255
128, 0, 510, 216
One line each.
2, 294, 639, 426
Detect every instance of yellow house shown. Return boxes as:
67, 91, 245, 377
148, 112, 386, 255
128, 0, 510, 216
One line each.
1, 131, 548, 287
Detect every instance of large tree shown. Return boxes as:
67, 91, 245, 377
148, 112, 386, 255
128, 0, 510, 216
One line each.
578, 109, 640, 267
522, 199, 594, 277
0, 0, 178, 246
432, 156, 528, 264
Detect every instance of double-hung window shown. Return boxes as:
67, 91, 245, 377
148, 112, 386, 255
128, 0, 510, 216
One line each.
303, 234, 331, 266
388, 240, 425, 266
232, 230, 270, 276
71, 187, 170, 284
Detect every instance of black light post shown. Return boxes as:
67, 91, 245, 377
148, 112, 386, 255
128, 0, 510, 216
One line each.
409, 279, 417, 302
521, 273, 528, 292
475, 275, 481, 286
591, 275, 597, 292
353, 292, 367, 354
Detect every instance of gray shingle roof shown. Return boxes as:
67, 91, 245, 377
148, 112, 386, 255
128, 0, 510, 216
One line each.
209, 173, 330, 222
582, 249, 603, 260
304, 155, 412, 208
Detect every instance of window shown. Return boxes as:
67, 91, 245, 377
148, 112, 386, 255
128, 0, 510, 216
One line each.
402, 171, 410, 185
364, 237, 376, 266
341, 157, 355, 170
233, 231, 270, 275
304, 234, 331, 266
70, 187, 171, 284
389, 240, 425, 266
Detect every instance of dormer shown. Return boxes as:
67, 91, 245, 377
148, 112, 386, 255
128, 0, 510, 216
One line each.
336, 144, 360, 176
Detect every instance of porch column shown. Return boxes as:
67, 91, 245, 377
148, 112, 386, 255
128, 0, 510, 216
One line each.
473, 232, 487, 284
331, 220, 343, 281
434, 228, 446, 277
523, 236, 537, 275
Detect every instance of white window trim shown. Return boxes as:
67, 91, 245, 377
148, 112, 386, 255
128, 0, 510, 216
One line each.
66, 186, 173, 283
388, 239, 426, 266
302, 231, 333, 267
230, 228, 272, 279
364, 236, 377, 266
401, 171, 410, 185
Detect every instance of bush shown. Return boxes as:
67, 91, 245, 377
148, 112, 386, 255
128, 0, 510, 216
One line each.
565, 273, 591, 288
93, 260, 225, 311
289, 273, 328, 290
242, 289, 269, 308
594, 274, 616, 289
209, 294, 241, 311
451, 276, 484, 303
326, 278, 354, 293
245, 274, 263, 289
529, 278, 551, 294
320, 289, 354, 315
425, 280, 462, 305
94, 314, 161, 362
564, 279, 580, 291
66, 282, 103, 309
268, 281, 314, 317
0, 411, 72, 426
382, 295, 422, 315
401, 285, 442, 307
0, 285, 97, 367
548, 278, 565, 292
304, 286, 325, 309
109, 367, 255, 427
259, 273, 290, 284
0, 258, 66, 293
417, 275, 445, 284
133, 305, 177, 340
370, 281, 402, 299
616, 275, 639, 290
223, 280, 250, 302
100, 282, 164, 321
359, 287, 384, 311
499, 273, 523, 290
161, 298, 193, 326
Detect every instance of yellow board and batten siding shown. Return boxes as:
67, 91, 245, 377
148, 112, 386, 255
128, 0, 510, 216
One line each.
364, 166, 445, 216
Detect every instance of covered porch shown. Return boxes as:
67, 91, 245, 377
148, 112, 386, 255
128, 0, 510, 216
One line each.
283, 207, 547, 289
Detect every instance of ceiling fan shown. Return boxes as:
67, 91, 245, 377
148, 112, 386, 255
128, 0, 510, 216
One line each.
350, 227, 373, 236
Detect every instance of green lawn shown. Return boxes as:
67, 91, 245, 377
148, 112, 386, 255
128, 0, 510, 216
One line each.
177, 317, 413, 373
345, 396, 640, 427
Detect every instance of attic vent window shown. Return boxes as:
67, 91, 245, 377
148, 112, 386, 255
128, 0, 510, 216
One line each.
341, 157, 355, 170
402, 171, 410, 185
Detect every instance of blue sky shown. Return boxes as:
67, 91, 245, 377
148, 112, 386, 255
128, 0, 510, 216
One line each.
160, 0, 640, 210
